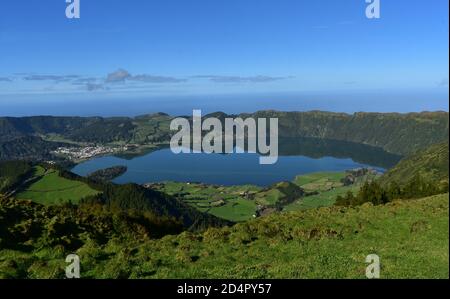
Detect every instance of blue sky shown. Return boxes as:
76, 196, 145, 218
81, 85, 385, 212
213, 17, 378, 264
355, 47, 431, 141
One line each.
0, 0, 448, 113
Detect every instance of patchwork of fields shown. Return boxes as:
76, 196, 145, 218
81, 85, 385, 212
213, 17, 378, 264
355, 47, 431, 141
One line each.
150, 170, 380, 221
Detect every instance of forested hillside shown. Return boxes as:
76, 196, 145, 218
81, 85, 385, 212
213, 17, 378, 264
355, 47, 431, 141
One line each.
0, 111, 448, 161
0, 136, 66, 161
244, 111, 449, 155
0, 161, 34, 193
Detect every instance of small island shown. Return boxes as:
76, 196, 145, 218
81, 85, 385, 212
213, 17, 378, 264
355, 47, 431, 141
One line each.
87, 166, 127, 182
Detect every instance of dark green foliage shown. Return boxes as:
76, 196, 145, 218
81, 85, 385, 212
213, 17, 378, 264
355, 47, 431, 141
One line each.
400, 174, 446, 199
0, 197, 184, 252
335, 174, 447, 207
0, 136, 66, 162
58, 168, 232, 230
0, 116, 108, 140
87, 166, 127, 182
0, 161, 33, 193
0, 115, 145, 144
99, 184, 232, 229
66, 118, 136, 143
244, 111, 449, 155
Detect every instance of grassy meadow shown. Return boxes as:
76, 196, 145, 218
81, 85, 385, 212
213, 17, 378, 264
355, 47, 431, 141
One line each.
1, 193, 447, 279
16, 166, 100, 205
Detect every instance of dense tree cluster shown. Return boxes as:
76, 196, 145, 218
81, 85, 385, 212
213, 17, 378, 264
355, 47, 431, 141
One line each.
87, 166, 127, 182
0, 161, 33, 193
335, 174, 448, 207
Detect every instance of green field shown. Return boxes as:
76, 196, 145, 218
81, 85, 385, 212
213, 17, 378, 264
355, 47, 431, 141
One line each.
208, 198, 257, 222
150, 171, 377, 221
16, 167, 100, 205
153, 181, 261, 221
253, 189, 284, 206
293, 171, 346, 188
286, 171, 379, 211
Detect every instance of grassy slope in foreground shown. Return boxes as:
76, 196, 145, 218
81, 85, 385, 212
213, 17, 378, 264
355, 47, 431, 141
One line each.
11, 193, 442, 279
131, 194, 449, 279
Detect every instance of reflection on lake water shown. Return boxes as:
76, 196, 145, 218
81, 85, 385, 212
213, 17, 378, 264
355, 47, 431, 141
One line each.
71, 138, 402, 186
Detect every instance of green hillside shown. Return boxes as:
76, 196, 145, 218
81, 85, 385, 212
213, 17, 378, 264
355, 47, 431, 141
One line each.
0, 161, 33, 194
1, 111, 448, 161
1, 193, 447, 278
16, 167, 101, 205
0, 136, 66, 161
245, 111, 449, 155
379, 142, 449, 187
1, 161, 230, 230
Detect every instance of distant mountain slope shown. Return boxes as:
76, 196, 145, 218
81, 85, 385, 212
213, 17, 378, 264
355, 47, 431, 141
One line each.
1, 111, 448, 160
0, 116, 137, 143
379, 142, 449, 187
0, 161, 33, 194
0, 136, 65, 161
243, 111, 449, 155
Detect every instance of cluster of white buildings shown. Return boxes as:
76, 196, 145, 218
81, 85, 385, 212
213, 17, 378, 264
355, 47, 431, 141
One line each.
53, 146, 121, 160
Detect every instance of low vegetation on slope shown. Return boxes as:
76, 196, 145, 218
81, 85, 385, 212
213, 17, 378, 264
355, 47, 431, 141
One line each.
1, 194, 447, 278
379, 142, 449, 187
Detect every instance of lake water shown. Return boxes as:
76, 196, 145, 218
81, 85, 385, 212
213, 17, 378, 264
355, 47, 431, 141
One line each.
71, 138, 401, 186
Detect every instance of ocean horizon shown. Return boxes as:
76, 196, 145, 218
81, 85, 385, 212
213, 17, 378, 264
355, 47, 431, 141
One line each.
1, 89, 448, 117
